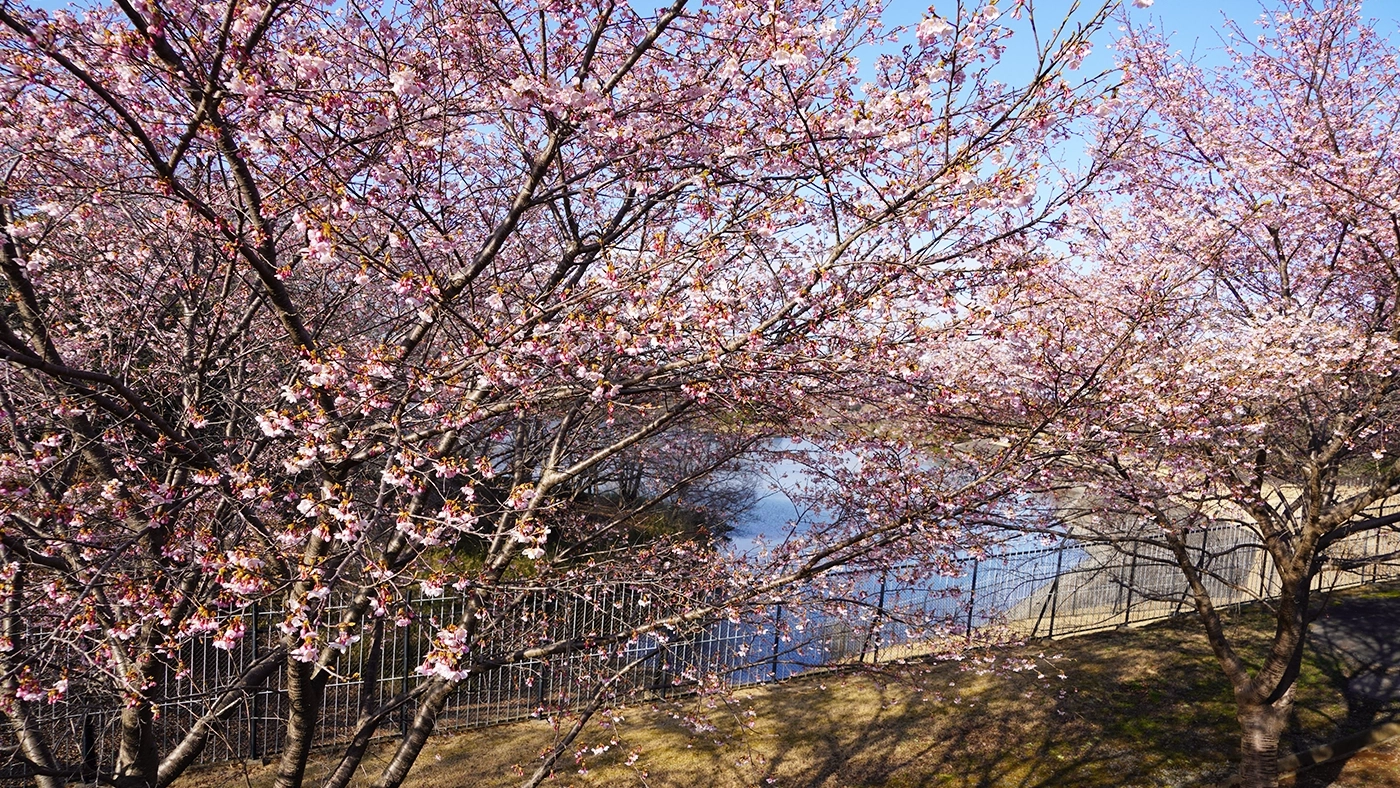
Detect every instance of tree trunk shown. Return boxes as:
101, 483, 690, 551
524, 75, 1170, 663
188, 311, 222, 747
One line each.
1, 566, 64, 788
1237, 696, 1291, 788
158, 646, 287, 787
273, 659, 328, 788
115, 686, 160, 788
116, 655, 161, 788
370, 678, 456, 788
4, 698, 64, 788
318, 683, 431, 788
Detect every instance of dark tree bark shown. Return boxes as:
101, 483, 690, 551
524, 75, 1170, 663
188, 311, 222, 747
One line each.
273, 658, 329, 788
370, 678, 456, 788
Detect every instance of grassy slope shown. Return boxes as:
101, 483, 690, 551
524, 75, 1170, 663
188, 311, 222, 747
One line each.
179, 585, 1400, 788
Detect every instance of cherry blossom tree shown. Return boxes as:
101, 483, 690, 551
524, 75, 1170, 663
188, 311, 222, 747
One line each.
928, 2, 1400, 785
0, 0, 1115, 785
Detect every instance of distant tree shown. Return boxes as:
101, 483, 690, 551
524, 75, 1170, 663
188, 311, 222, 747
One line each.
0, 0, 1115, 785
932, 2, 1400, 786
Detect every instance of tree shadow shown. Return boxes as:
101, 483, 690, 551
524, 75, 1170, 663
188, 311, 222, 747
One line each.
1287, 593, 1400, 787
723, 593, 1400, 788
733, 624, 1247, 788
745, 679, 1119, 787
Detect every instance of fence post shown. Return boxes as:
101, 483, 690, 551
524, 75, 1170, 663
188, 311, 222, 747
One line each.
401, 595, 413, 737
1048, 540, 1067, 639
1375, 527, 1385, 585
249, 602, 260, 762
965, 559, 979, 640
770, 603, 782, 680
656, 644, 670, 697
858, 572, 888, 664
81, 713, 96, 775
1122, 548, 1138, 629
874, 571, 887, 662
1259, 544, 1269, 599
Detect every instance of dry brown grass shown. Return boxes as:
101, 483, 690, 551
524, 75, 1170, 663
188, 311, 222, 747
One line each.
1286, 736, 1400, 788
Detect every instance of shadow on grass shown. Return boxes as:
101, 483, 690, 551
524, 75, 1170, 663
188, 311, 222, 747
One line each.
1289, 591, 1400, 787
745, 677, 1131, 788
722, 621, 1247, 788
729, 591, 1400, 788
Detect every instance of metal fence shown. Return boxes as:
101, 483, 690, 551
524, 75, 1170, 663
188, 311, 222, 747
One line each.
23, 505, 1400, 781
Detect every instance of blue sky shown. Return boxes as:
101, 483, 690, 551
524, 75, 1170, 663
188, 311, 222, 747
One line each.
862, 0, 1400, 91
1132, 0, 1399, 45
23, 0, 1400, 63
